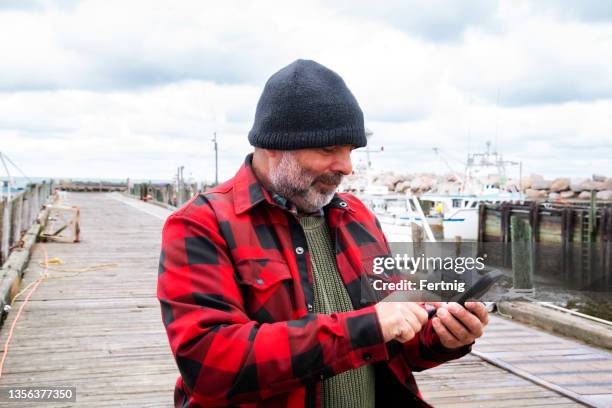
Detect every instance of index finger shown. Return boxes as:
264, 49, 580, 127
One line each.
426, 301, 447, 309
464, 302, 489, 326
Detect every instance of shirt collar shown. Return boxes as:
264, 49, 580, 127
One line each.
233, 153, 352, 216
269, 191, 324, 218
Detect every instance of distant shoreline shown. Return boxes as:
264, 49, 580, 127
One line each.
3, 177, 173, 190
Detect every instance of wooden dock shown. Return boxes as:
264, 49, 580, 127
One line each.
415, 315, 612, 407
0, 192, 611, 407
0, 192, 176, 406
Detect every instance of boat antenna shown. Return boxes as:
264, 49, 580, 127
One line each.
432, 147, 464, 187
495, 87, 500, 154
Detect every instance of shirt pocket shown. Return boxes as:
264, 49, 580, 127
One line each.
235, 258, 296, 322
359, 243, 395, 303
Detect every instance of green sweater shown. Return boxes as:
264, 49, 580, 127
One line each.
299, 215, 376, 408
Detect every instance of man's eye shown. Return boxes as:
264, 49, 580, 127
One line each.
321, 147, 335, 153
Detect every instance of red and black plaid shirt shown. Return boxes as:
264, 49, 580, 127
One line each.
157, 154, 470, 407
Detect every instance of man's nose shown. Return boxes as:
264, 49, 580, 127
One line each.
330, 151, 353, 175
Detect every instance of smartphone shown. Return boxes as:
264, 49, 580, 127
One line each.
427, 269, 504, 318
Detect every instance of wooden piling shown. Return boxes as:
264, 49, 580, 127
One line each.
589, 190, 597, 242
561, 207, 573, 280
511, 215, 534, 290
477, 203, 486, 256
529, 201, 539, 243
603, 207, 612, 289
500, 203, 511, 267
0, 199, 6, 265
11, 193, 23, 245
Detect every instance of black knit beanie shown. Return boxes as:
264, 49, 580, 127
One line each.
248, 59, 367, 150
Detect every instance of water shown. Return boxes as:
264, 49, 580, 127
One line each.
2, 176, 172, 191
2, 176, 50, 190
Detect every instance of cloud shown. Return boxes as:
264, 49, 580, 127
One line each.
3, 81, 260, 180
334, 0, 499, 42
529, 0, 612, 23
2, 0, 612, 182
0, 1, 312, 91
449, 16, 612, 106
0, 0, 44, 11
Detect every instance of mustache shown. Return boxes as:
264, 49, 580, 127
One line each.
312, 172, 343, 186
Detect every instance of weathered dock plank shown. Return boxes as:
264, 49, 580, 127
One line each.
415, 314, 612, 407
0, 192, 177, 406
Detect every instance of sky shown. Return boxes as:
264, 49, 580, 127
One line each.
2, 0, 612, 183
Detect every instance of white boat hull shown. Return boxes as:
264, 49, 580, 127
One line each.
442, 208, 479, 241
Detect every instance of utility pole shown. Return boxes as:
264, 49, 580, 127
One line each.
212, 132, 218, 185
177, 165, 184, 205
364, 128, 373, 169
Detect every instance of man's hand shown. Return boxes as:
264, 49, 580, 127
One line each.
375, 302, 429, 343
431, 302, 488, 349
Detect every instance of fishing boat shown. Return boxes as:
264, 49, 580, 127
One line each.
359, 193, 437, 242
420, 142, 525, 241
345, 140, 525, 242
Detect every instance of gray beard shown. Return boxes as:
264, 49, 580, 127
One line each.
268, 152, 341, 213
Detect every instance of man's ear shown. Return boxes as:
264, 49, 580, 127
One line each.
253, 148, 278, 171
254, 147, 278, 158
265, 149, 281, 159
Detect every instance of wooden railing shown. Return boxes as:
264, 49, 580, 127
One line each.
0, 181, 55, 266
128, 182, 214, 208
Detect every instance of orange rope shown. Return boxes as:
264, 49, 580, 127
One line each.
0, 244, 49, 379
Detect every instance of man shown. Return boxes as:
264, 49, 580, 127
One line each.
158, 59, 488, 407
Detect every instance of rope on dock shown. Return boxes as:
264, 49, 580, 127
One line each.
0, 245, 50, 379
0, 246, 118, 379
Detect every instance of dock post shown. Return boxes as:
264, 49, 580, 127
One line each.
501, 203, 511, 267
411, 223, 424, 272
0, 198, 6, 265
511, 215, 534, 291
477, 203, 486, 257
606, 208, 612, 290
579, 191, 597, 286
11, 194, 23, 245
561, 207, 573, 281
588, 190, 597, 242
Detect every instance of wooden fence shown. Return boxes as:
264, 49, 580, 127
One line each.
129, 181, 213, 208
0, 181, 55, 266
478, 196, 612, 290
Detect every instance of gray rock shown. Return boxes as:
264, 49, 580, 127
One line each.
601, 178, 612, 191
526, 189, 547, 199
446, 174, 460, 182
579, 180, 597, 192
410, 178, 423, 191
560, 191, 575, 199
570, 178, 589, 192
531, 179, 552, 190
394, 181, 410, 193
550, 178, 570, 192
596, 190, 612, 201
